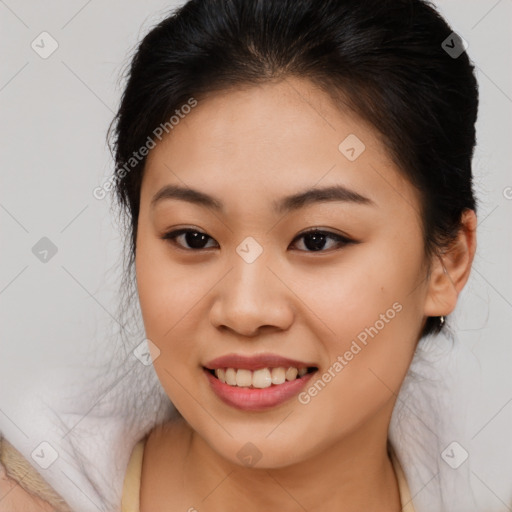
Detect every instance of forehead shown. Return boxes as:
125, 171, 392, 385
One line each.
142, 77, 421, 220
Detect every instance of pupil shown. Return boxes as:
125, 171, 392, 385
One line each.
305, 232, 326, 251
186, 231, 208, 249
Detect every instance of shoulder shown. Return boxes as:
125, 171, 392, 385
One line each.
0, 436, 70, 512
0, 464, 55, 512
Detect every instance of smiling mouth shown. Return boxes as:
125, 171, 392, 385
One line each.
206, 366, 318, 389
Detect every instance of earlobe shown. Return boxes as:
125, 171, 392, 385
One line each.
423, 209, 477, 318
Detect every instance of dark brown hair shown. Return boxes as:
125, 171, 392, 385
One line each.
108, 0, 479, 338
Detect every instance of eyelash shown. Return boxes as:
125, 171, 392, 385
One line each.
160, 228, 355, 253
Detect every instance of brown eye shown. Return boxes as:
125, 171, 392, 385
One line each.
161, 228, 218, 250
161, 227, 354, 253
290, 230, 354, 252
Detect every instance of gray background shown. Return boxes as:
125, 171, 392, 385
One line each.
1, 0, 511, 509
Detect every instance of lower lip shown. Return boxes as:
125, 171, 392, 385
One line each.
204, 368, 315, 411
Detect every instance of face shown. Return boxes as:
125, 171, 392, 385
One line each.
135, 77, 432, 468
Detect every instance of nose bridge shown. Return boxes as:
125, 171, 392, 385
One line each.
210, 238, 293, 335
232, 244, 271, 300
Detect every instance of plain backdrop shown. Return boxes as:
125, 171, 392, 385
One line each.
1, 0, 511, 510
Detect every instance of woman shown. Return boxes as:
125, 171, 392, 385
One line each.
0, 0, 479, 510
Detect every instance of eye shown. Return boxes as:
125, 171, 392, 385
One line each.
161, 228, 218, 250
161, 227, 355, 253
289, 229, 354, 252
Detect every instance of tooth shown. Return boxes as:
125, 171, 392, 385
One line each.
225, 368, 237, 386
252, 368, 272, 388
285, 367, 298, 381
271, 367, 286, 385
298, 368, 307, 377
216, 368, 226, 383
236, 369, 252, 387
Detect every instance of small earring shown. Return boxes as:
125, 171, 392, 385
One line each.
439, 315, 445, 326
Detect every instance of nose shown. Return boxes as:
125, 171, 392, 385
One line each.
209, 254, 295, 338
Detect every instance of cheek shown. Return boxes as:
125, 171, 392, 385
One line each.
293, 236, 424, 401
290, 239, 424, 345
135, 241, 184, 370
135, 236, 215, 399
292, 275, 418, 451
136, 236, 202, 336
135, 252, 199, 411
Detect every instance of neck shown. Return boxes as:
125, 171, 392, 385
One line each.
177, 407, 401, 512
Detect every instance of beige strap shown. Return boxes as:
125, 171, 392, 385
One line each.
121, 437, 147, 512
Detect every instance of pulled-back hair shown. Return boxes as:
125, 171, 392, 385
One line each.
109, 0, 479, 338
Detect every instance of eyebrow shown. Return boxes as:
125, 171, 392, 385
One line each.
150, 183, 376, 214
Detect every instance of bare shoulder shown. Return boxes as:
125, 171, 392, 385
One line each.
0, 465, 55, 512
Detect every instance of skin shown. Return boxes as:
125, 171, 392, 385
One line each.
135, 76, 477, 511
0, 467, 56, 512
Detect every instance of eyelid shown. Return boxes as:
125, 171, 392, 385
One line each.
161, 227, 219, 250
292, 227, 353, 242
289, 228, 354, 251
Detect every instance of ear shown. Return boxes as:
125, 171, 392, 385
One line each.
423, 209, 477, 317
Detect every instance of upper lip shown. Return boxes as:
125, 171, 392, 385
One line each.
204, 353, 317, 371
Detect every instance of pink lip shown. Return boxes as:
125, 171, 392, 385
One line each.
203, 368, 316, 412
204, 353, 314, 371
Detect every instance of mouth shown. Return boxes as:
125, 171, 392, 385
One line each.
205, 366, 317, 388
203, 354, 318, 411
